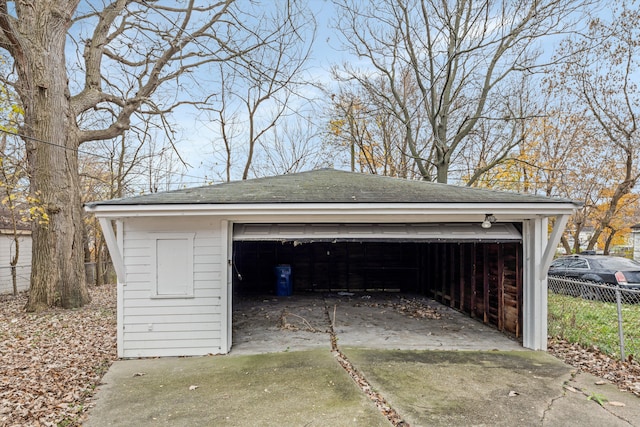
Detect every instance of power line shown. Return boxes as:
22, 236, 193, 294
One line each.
0, 127, 216, 186
0, 127, 120, 162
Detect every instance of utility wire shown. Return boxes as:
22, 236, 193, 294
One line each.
1, 126, 578, 190
0, 127, 216, 186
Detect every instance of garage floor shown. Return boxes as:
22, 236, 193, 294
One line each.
231, 292, 523, 355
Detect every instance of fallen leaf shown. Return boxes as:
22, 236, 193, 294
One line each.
564, 386, 578, 393
0, 285, 117, 426
548, 337, 640, 398
594, 380, 607, 385
608, 401, 625, 407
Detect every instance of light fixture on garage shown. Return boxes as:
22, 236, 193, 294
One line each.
481, 214, 496, 229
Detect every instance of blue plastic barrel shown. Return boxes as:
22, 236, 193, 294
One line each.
274, 264, 292, 296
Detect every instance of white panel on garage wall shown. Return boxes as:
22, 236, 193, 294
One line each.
121, 217, 226, 358
152, 234, 194, 297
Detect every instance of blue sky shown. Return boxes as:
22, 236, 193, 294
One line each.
170, 0, 348, 186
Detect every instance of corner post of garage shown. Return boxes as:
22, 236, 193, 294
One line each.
97, 217, 126, 358
522, 214, 570, 351
522, 217, 547, 350
221, 220, 233, 354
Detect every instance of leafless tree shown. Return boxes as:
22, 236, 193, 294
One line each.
80, 121, 187, 285
0, 133, 29, 296
326, 77, 424, 178
332, 0, 591, 183
554, 1, 640, 252
0, 0, 307, 310
202, 2, 316, 181
256, 115, 331, 176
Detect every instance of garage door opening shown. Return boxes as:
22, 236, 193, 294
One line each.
232, 223, 523, 339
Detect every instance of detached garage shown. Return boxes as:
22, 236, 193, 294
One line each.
85, 169, 579, 358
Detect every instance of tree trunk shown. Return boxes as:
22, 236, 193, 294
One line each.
96, 235, 104, 287
559, 235, 571, 255
435, 162, 449, 184
434, 143, 450, 184
603, 229, 616, 255
11, 266, 16, 296
11, 3, 90, 311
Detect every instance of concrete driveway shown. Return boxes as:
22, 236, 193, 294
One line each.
83, 293, 640, 426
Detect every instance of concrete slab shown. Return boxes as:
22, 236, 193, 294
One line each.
84, 349, 388, 427
325, 294, 523, 351
231, 294, 331, 355
231, 293, 522, 355
84, 293, 640, 426
343, 348, 640, 426
84, 348, 640, 427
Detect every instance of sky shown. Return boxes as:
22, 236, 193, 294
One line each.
168, 0, 346, 188
69, 0, 610, 193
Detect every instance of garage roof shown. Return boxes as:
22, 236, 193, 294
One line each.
86, 168, 578, 206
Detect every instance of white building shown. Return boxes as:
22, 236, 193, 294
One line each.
631, 224, 640, 261
85, 169, 579, 358
0, 211, 32, 294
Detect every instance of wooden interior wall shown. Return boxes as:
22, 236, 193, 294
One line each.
423, 242, 522, 337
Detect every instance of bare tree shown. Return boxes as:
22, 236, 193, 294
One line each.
203, 2, 316, 181
332, 0, 590, 183
326, 77, 424, 178
0, 73, 28, 296
256, 116, 331, 176
0, 1, 305, 310
0, 133, 29, 295
457, 74, 543, 187
554, 1, 640, 252
80, 121, 183, 285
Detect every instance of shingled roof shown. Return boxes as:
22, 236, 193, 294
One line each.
86, 168, 579, 206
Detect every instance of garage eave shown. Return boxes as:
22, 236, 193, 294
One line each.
85, 202, 577, 221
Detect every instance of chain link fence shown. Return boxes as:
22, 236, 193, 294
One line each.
548, 275, 640, 361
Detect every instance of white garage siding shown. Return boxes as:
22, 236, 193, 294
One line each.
120, 217, 227, 358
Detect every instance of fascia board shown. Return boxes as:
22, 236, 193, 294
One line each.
85, 202, 578, 219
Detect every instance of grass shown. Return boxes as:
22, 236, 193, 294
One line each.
548, 292, 640, 359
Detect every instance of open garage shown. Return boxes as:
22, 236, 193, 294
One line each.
86, 168, 579, 358
232, 223, 523, 336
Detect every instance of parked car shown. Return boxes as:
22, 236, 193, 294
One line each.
548, 254, 640, 301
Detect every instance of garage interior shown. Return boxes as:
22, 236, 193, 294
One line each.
232, 223, 523, 339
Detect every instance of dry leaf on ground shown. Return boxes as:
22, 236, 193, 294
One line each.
0, 285, 117, 427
